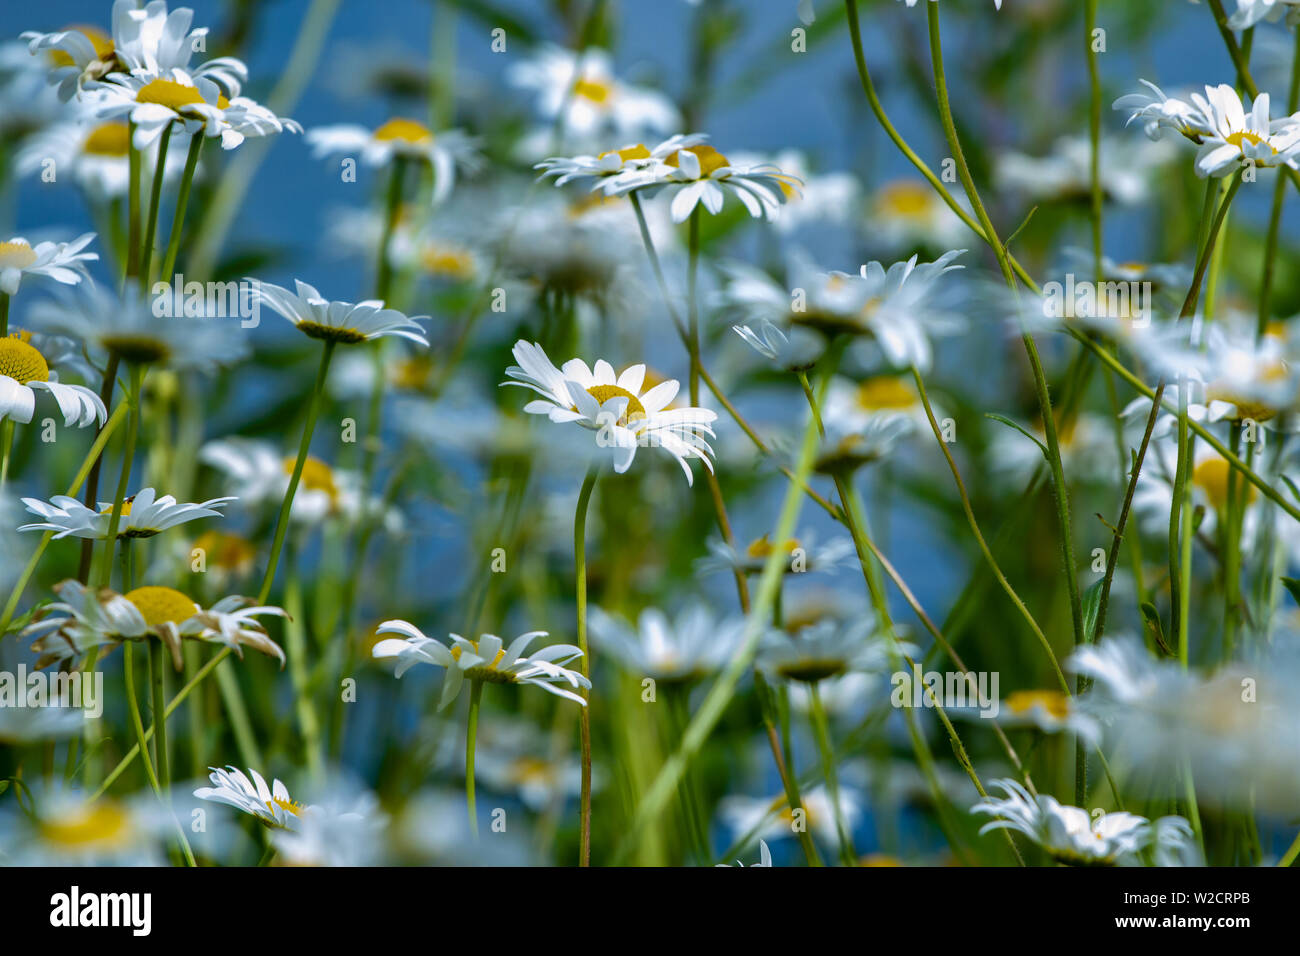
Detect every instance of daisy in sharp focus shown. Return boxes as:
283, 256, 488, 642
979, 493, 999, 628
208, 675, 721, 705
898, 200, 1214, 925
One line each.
607, 138, 802, 223
23, 0, 248, 101
93, 71, 300, 150
372, 621, 590, 709
194, 766, 312, 830
17, 487, 234, 539
0, 232, 96, 295
249, 278, 429, 346
534, 133, 706, 193
24, 579, 286, 671
501, 339, 718, 484
0, 330, 106, 428
971, 779, 1196, 866
306, 118, 482, 204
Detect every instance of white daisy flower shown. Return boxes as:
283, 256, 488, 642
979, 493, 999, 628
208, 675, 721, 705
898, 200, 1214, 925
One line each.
249, 278, 429, 346
0, 704, 86, 744
717, 840, 773, 867
372, 620, 591, 709
17, 487, 234, 539
867, 179, 968, 253
305, 118, 481, 203
1113, 80, 1216, 142
27, 280, 249, 371
608, 139, 802, 223
194, 766, 311, 830
269, 788, 385, 867
0, 330, 106, 428
24, 580, 286, 671
534, 133, 706, 192
588, 602, 746, 682
23, 0, 248, 101
508, 45, 681, 146
0, 787, 168, 866
93, 71, 300, 150
16, 116, 187, 200
501, 339, 718, 484
995, 135, 1177, 206
698, 529, 854, 579
719, 785, 863, 848
1221, 0, 1300, 29
757, 618, 913, 684
1192, 84, 1300, 177
0, 232, 96, 295
726, 149, 859, 233
897, 0, 1002, 7
971, 779, 1195, 866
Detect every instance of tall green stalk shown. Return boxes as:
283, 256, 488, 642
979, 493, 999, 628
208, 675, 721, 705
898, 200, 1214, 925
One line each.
573, 464, 599, 866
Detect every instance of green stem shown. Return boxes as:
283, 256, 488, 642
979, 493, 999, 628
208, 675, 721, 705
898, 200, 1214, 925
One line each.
574, 464, 598, 866
126, 125, 141, 279
611, 344, 839, 865
465, 679, 482, 839
1279, 829, 1300, 867
808, 684, 855, 865
1085, 0, 1103, 281
0, 419, 14, 487
123, 642, 161, 795
78, 354, 121, 583
0, 290, 9, 336
138, 121, 173, 284
159, 132, 204, 286
95, 364, 144, 589
257, 340, 336, 604
148, 640, 170, 793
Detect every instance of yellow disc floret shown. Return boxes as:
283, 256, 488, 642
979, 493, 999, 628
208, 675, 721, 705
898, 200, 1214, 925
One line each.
0, 240, 38, 271
665, 144, 730, 177
38, 800, 132, 849
373, 117, 434, 145
856, 376, 916, 411
82, 121, 131, 156
1006, 689, 1070, 719
584, 383, 646, 423
135, 77, 206, 110
287, 456, 340, 503
573, 76, 614, 104
48, 25, 113, 68
125, 586, 200, 631
0, 332, 50, 384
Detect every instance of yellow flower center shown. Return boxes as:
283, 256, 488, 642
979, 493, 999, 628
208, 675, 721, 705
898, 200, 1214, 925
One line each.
135, 77, 212, 111
1006, 690, 1070, 719
449, 642, 507, 668
0, 240, 38, 270
584, 383, 646, 423
82, 121, 131, 156
665, 145, 731, 177
0, 332, 50, 384
509, 756, 553, 785
747, 534, 801, 559
287, 456, 339, 501
596, 143, 650, 163
856, 376, 916, 411
100, 498, 134, 517
420, 244, 475, 279
373, 117, 433, 145
573, 76, 614, 103
192, 529, 257, 572
876, 181, 933, 218
1193, 457, 1254, 511
266, 795, 305, 817
1226, 129, 1275, 154
48, 25, 113, 68
38, 800, 131, 848
124, 586, 200, 630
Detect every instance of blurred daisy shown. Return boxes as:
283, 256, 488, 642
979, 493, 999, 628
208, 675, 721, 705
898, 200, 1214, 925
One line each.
699, 529, 853, 578
372, 621, 590, 709
0, 330, 106, 427
1223, 0, 1300, 29
609, 140, 801, 223
25, 580, 286, 671
757, 618, 911, 684
1113, 80, 1213, 141
897, 0, 1002, 7
468, 722, 584, 811
0, 788, 166, 866
194, 766, 310, 830
269, 789, 385, 867
0, 704, 85, 744
868, 179, 967, 252
535, 133, 705, 192
971, 779, 1195, 866
994, 690, 1099, 741
27, 280, 249, 370
718, 785, 863, 848
509, 45, 680, 148
727, 149, 859, 233
306, 119, 481, 203
995, 135, 1176, 205
588, 602, 746, 682
0, 232, 96, 295
250, 278, 429, 346
16, 117, 186, 200
502, 339, 717, 484
18, 487, 234, 539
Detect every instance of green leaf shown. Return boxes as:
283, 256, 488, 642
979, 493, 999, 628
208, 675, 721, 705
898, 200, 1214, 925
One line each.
1082, 579, 1104, 641
1281, 577, 1300, 608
